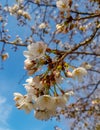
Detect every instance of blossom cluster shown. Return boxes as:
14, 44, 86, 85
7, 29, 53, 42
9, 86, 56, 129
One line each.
14, 92, 74, 120
14, 40, 87, 120
13, 0, 88, 120
4, 4, 31, 20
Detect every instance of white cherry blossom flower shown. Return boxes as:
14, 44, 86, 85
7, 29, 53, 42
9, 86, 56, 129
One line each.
64, 91, 74, 96
23, 11, 31, 20
23, 41, 47, 60
56, 23, 68, 33
14, 93, 34, 113
32, 76, 44, 90
56, 23, 64, 32
72, 67, 87, 82
24, 59, 35, 70
34, 95, 56, 110
24, 76, 45, 101
24, 83, 36, 96
39, 23, 47, 29
13, 93, 23, 102
24, 76, 44, 90
17, 10, 23, 15
9, 5, 19, 15
18, 101, 34, 113
34, 109, 52, 120
56, 0, 71, 12
81, 62, 92, 69
54, 95, 67, 108
53, 92, 73, 108
66, 70, 73, 78
25, 77, 35, 85
24, 82, 38, 101
1, 53, 9, 61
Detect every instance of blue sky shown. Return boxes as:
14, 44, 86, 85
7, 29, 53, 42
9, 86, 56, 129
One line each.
0, 0, 70, 130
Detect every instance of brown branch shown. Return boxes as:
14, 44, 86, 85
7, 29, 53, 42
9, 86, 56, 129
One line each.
65, 83, 97, 93
47, 49, 100, 57
59, 24, 100, 62
27, 0, 56, 7
72, 51, 100, 56
71, 10, 95, 15
73, 13, 100, 21
88, 69, 100, 73
27, 1, 96, 15
86, 80, 100, 98
76, 80, 100, 103
0, 39, 27, 47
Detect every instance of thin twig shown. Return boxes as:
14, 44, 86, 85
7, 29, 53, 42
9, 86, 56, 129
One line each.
0, 39, 27, 47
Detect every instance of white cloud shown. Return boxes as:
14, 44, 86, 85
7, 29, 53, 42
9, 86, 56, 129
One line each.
0, 96, 12, 130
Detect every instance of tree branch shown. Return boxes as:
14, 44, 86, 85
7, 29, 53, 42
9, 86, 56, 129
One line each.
73, 13, 100, 21
27, 1, 97, 15
87, 80, 100, 98
59, 24, 100, 62
0, 39, 27, 47
72, 51, 100, 56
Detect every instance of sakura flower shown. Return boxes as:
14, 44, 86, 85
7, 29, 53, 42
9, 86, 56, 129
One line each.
72, 67, 87, 82
23, 41, 47, 60
24, 59, 38, 75
33, 95, 57, 120
66, 70, 73, 78
25, 77, 35, 85
17, 10, 23, 16
24, 79, 37, 100
39, 22, 47, 29
56, 0, 71, 12
13, 92, 23, 102
34, 109, 56, 120
23, 11, 31, 20
19, 101, 34, 113
24, 59, 36, 70
14, 93, 34, 113
53, 91, 73, 108
34, 95, 56, 110
56, 23, 68, 33
56, 23, 64, 32
81, 62, 92, 69
54, 96, 66, 108
1, 53, 9, 61
32, 76, 44, 90
24, 76, 45, 100
9, 4, 19, 15
54, 95, 68, 108
64, 91, 74, 96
